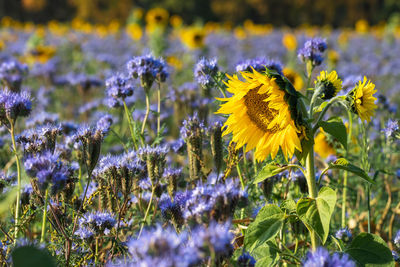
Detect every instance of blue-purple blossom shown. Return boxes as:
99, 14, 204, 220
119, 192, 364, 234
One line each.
394, 230, 400, 248
104, 74, 134, 108
393, 250, 400, 262
303, 247, 356, 267
383, 119, 399, 139
78, 211, 116, 236
127, 54, 168, 88
194, 58, 218, 87
0, 60, 28, 91
335, 227, 352, 242
298, 37, 327, 67
235, 57, 283, 75
237, 252, 256, 267
0, 89, 32, 125
17, 123, 61, 154
180, 114, 205, 140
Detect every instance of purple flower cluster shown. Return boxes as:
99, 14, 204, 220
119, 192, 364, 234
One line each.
160, 179, 247, 224
0, 89, 32, 126
180, 114, 205, 140
335, 227, 352, 242
394, 230, 400, 248
194, 58, 218, 87
123, 222, 233, 267
0, 60, 28, 91
235, 57, 283, 75
237, 252, 256, 267
17, 123, 61, 154
303, 247, 355, 267
298, 37, 327, 67
104, 74, 134, 108
76, 211, 116, 239
24, 151, 74, 194
26, 111, 59, 128
383, 119, 399, 139
127, 54, 168, 89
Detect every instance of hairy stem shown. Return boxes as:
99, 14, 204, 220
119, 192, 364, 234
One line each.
138, 185, 155, 238
40, 188, 49, 243
141, 91, 151, 138
10, 123, 21, 245
123, 100, 138, 150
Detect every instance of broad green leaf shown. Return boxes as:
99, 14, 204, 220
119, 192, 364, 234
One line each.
280, 199, 296, 214
296, 187, 337, 244
12, 246, 56, 267
318, 116, 347, 149
345, 233, 395, 267
253, 164, 288, 184
326, 158, 375, 184
245, 204, 285, 251
252, 241, 280, 267
314, 101, 329, 113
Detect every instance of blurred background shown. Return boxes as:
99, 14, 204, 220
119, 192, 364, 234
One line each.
1, 0, 400, 27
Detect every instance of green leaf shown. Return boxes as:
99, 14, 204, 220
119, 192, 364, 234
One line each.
318, 116, 348, 149
325, 158, 375, 184
253, 164, 288, 184
345, 233, 395, 267
280, 199, 296, 214
12, 246, 56, 267
314, 101, 329, 113
252, 241, 280, 267
296, 187, 337, 244
244, 204, 285, 251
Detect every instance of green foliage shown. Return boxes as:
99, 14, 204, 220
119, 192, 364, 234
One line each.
244, 204, 285, 251
322, 158, 375, 184
318, 116, 348, 149
345, 233, 395, 267
296, 187, 337, 244
12, 246, 56, 267
253, 163, 303, 184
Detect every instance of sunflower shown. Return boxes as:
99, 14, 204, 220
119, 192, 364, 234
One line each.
216, 69, 304, 161
315, 70, 342, 100
349, 77, 377, 122
282, 33, 297, 51
145, 8, 169, 27
283, 68, 304, 91
181, 27, 206, 50
314, 129, 336, 159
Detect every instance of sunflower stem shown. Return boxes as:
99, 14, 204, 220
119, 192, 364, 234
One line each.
341, 110, 353, 228
305, 146, 319, 250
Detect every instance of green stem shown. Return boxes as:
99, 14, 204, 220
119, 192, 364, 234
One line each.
138, 186, 155, 238
341, 111, 353, 228
157, 83, 161, 134
141, 91, 151, 142
10, 123, 21, 245
95, 237, 99, 264
305, 146, 319, 250
367, 184, 371, 233
123, 100, 138, 150
40, 188, 49, 243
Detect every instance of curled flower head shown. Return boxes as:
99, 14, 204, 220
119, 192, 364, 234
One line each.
0, 89, 32, 126
298, 37, 327, 67
235, 57, 283, 75
348, 77, 377, 123
194, 58, 218, 88
315, 70, 342, 100
105, 74, 134, 108
216, 68, 305, 161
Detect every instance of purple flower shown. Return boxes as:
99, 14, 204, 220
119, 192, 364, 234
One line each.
238, 252, 256, 267
298, 37, 327, 67
180, 114, 205, 140
235, 57, 283, 75
335, 227, 352, 242
194, 58, 218, 87
17, 123, 61, 154
382, 119, 399, 139
394, 230, 400, 248
303, 247, 356, 267
78, 211, 116, 236
0, 89, 32, 126
0, 60, 28, 91
104, 74, 134, 108
127, 54, 168, 89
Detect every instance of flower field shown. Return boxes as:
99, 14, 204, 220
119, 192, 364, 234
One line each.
0, 9, 399, 267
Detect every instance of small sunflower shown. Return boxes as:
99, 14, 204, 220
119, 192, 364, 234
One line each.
283, 68, 304, 91
315, 70, 342, 100
349, 77, 377, 122
181, 27, 206, 50
145, 8, 169, 27
314, 129, 336, 159
216, 69, 304, 161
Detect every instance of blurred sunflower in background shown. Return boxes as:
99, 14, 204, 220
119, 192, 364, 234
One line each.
217, 69, 304, 161
181, 27, 206, 50
126, 23, 143, 40
314, 129, 336, 159
146, 7, 169, 27
282, 33, 297, 51
283, 68, 304, 91
315, 70, 342, 99
349, 77, 377, 122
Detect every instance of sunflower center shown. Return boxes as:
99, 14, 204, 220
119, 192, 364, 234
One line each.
320, 80, 337, 100
243, 87, 281, 133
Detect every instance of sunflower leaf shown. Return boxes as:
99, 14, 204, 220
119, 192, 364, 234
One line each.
325, 158, 375, 184
244, 204, 285, 252
296, 187, 337, 244
318, 116, 347, 149
345, 233, 395, 267
253, 163, 300, 184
